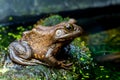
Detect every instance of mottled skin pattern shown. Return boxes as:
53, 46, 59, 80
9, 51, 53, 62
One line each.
8, 19, 83, 69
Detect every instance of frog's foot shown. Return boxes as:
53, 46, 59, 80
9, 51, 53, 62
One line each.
30, 59, 49, 66
3, 56, 23, 70
58, 61, 73, 69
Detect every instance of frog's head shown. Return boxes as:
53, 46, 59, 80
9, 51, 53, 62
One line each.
53, 19, 83, 42
33, 19, 83, 43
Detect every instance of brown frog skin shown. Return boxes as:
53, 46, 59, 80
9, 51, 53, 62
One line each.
8, 19, 83, 69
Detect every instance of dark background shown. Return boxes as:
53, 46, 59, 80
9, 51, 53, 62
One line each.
0, 0, 120, 34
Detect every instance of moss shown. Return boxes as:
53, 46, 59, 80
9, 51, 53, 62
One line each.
36, 15, 69, 26
8, 16, 13, 21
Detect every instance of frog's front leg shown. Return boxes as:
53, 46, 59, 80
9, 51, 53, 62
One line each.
9, 40, 45, 65
45, 45, 72, 69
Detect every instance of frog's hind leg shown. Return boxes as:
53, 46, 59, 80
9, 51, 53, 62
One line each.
8, 40, 37, 65
9, 50, 48, 66
9, 48, 37, 65
30, 59, 49, 66
9, 44, 49, 66
8, 40, 49, 66
9, 52, 49, 66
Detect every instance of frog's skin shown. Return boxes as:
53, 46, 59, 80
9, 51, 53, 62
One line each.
8, 19, 83, 69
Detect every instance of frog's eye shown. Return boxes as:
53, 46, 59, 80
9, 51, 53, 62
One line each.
55, 30, 63, 37
64, 24, 74, 31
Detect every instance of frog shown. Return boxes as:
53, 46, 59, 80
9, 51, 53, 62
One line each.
8, 19, 83, 69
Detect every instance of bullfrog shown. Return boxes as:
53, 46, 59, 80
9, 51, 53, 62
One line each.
8, 19, 83, 69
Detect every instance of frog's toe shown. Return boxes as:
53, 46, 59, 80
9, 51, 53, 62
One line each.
30, 59, 49, 66
60, 62, 73, 70
61, 65, 72, 70
65, 63, 73, 67
61, 60, 66, 63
